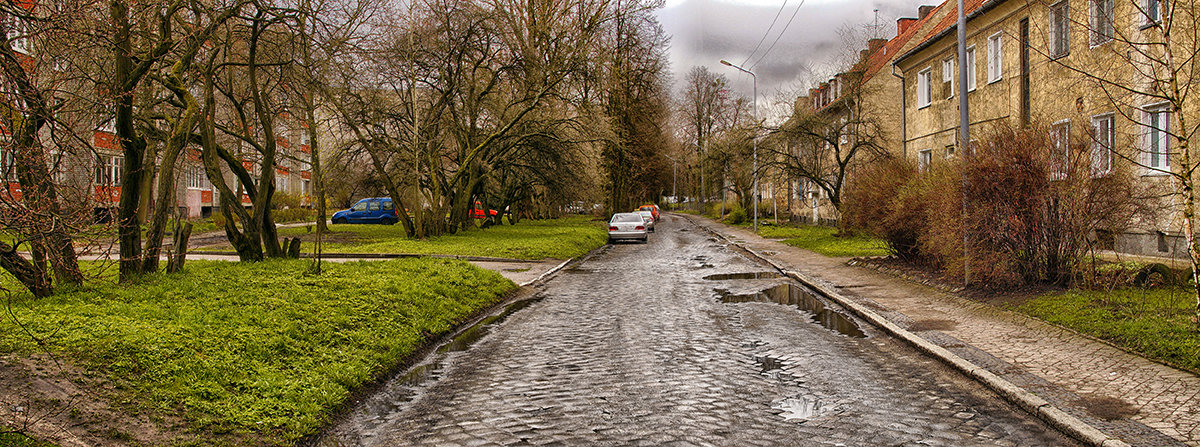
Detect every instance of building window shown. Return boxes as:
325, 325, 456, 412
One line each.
987, 32, 1003, 83
95, 155, 122, 186
1090, 0, 1114, 45
1142, 0, 1162, 26
918, 149, 932, 172
0, 149, 15, 181
1052, 120, 1070, 175
3, 14, 30, 55
1091, 114, 1114, 176
1144, 104, 1171, 172
917, 68, 932, 108
966, 46, 977, 91
1049, 1, 1070, 59
942, 57, 955, 99
187, 166, 207, 189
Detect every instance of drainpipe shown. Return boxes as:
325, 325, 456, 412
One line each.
891, 64, 907, 159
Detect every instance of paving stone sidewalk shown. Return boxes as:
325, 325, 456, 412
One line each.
683, 214, 1200, 447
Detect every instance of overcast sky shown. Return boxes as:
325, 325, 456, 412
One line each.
656, 0, 933, 115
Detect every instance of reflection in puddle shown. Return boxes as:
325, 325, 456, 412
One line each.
439, 298, 542, 354
704, 272, 783, 280
772, 396, 824, 421
716, 284, 866, 338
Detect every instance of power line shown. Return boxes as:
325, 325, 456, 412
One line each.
740, 0, 789, 67
750, 1, 804, 70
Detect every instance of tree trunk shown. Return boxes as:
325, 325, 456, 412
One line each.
0, 241, 51, 297
166, 221, 192, 273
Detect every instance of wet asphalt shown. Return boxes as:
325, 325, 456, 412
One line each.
315, 214, 1079, 446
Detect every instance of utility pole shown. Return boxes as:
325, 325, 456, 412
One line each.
956, 0, 971, 286
720, 59, 757, 233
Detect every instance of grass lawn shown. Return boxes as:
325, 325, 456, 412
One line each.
730, 222, 889, 258
0, 431, 56, 447
1017, 288, 1200, 372
0, 258, 516, 444
205, 216, 608, 260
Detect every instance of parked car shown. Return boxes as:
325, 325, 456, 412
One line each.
608, 212, 648, 243
471, 201, 499, 219
638, 204, 660, 221
332, 197, 398, 225
636, 210, 656, 232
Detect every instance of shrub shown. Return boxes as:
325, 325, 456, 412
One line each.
725, 206, 748, 225
843, 157, 919, 257
274, 208, 315, 223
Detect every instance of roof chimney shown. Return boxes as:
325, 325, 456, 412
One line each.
867, 38, 887, 55
897, 17, 917, 35
918, 5, 935, 20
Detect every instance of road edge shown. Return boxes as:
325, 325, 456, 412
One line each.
676, 213, 1131, 447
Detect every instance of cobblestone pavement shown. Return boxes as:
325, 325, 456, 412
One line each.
684, 214, 1197, 447
317, 215, 1077, 446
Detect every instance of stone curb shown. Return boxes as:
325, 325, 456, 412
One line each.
187, 250, 537, 263
676, 213, 1131, 447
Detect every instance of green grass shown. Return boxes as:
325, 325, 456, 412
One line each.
1018, 288, 1200, 372
0, 430, 57, 447
0, 258, 516, 443
205, 216, 608, 260
730, 222, 889, 258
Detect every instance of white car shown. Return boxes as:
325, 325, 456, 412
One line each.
608, 213, 649, 243
635, 210, 656, 232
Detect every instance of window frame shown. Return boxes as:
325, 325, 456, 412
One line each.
918, 149, 933, 172
1049, 1, 1071, 59
966, 46, 978, 91
987, 32, 1004, 83
1143, 103, 1171, 174
1141, 0, 1162, 28
1090, 0, 1114, 46
1090, 113, 1115, 176
942, 57, 955, 99
1051, 119, 1071, 177
917, 67, 932, 108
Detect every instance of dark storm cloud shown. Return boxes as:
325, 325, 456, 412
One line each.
658, 0, 934, 107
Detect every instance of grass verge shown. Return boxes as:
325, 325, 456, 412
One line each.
205, 216, 608, 260
1017, 287, 1200, 372
0, 258, 515, 444
0, 430, 57, 447
729, 222, 889, 258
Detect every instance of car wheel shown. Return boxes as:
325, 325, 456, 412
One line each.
381, 218, 396, 225
607, 237, 615, 244
333, 217, 348, 224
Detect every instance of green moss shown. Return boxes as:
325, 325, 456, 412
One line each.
0, 259, 515, 443
1018, 288, 1200, 372
0, 430, 58, 447
735, 223, 889, 258
206, 216, 608, 260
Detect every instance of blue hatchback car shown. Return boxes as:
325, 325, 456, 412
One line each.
332, 197, 398, 225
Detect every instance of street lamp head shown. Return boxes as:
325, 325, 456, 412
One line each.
720, 60, 733, 67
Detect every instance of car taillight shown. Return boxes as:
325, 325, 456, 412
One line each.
635, 226, 645, 230
609, 226, 618, 231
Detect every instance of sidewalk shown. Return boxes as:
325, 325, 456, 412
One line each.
683, 214, 1199, 447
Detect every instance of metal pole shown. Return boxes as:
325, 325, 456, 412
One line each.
719, 60, 756, 232
956, 0, 970, 286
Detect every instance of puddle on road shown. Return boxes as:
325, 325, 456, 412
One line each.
704, 272, 783, 280
772, 396, 825, 421
716, 284, 866, 338
439, 298, 542, 354
756, 355, 786, 373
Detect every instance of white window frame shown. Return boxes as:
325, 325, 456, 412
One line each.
1090, 0, 1114, 46
1091, 113, 1114, 176
917, 67, 932, 108
1143, 103, 1171, 174
1049, 1, 1070, 59
1141, 0, 1162, 27
96, 155, 122, 186
3, 15, 30, 55
966, 46, 977, 91
942, 57, 955, 99
0, 148, 15, 181
987, 32, 1003, 83
918, 149, 932, 172
1052, 120, 1071, 176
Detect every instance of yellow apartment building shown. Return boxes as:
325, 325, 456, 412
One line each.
894, 0, 1191, 258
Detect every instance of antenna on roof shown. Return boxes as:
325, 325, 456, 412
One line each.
865, 8, 885, 40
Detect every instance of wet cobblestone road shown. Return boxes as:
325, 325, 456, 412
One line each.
317, 215, 1078, 446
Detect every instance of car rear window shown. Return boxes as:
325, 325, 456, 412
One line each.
612, 214, 642, 223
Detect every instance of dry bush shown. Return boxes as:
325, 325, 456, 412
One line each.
853, 122, 1142, 289
842, 157, 915, 238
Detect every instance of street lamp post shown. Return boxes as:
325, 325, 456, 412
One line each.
720, 59, 757, 233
